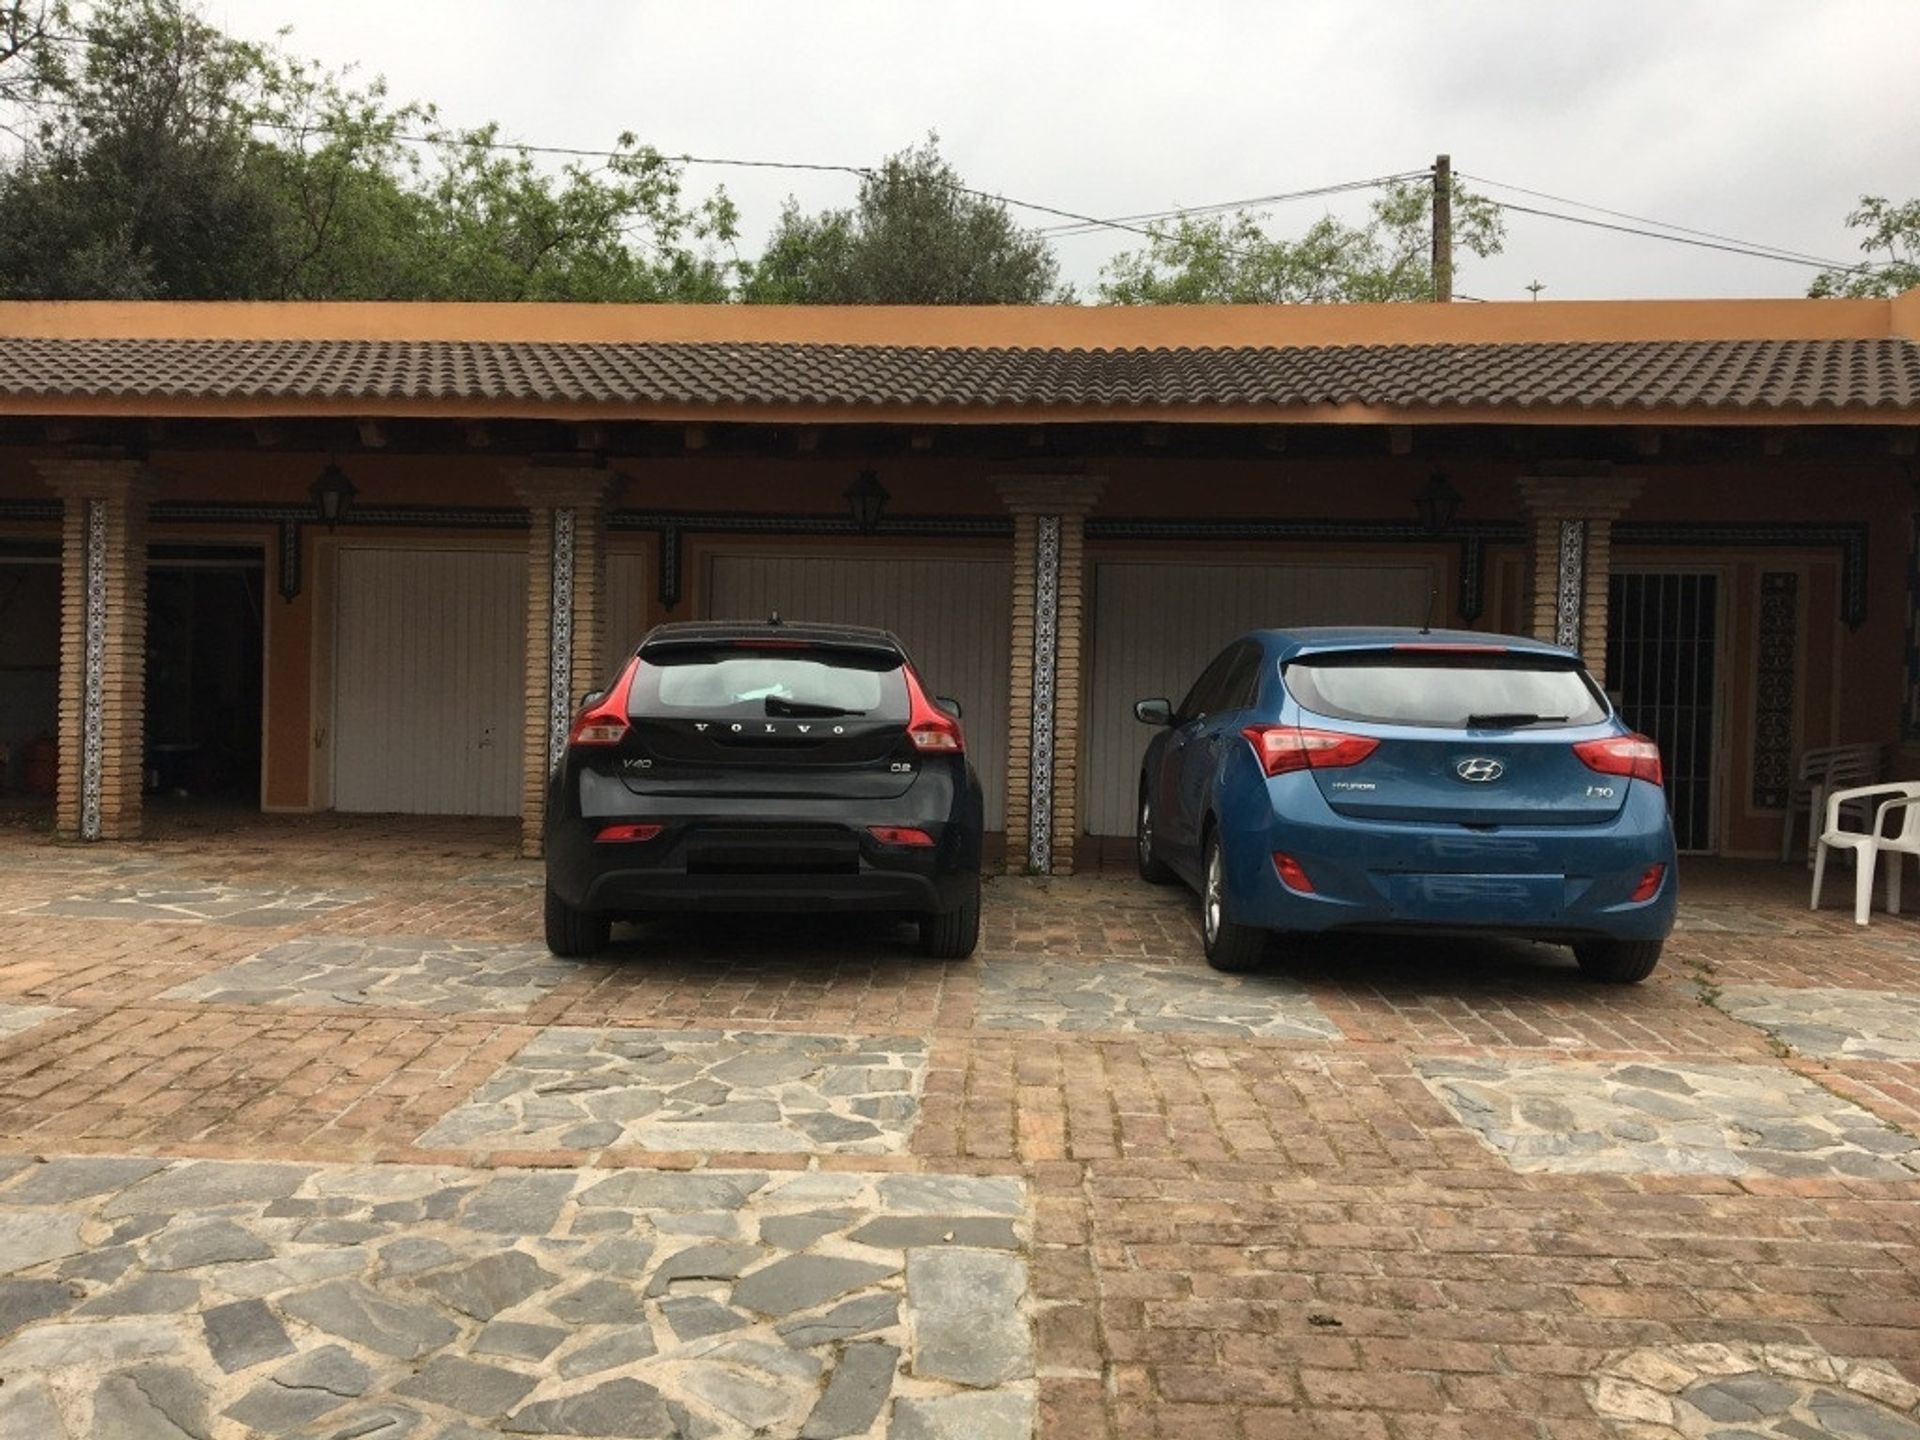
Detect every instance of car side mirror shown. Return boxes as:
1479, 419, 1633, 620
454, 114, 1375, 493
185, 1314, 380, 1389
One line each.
576, 690, 604, 712
1134, 697, 1173, 727
936, 696, 963, 718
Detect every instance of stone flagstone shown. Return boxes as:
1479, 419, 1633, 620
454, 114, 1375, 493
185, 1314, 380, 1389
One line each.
0, 1000, 68, 1040
418, 1027, 928, 1155
1587, 1342, 1920, 1437
20, 878, 371, 927
1418, 1056, 1920, 1178
0, 1154, 1032, 1439
158, 935, 577, 1013
978, 957, 1344, 1038
1717, 983, 1920, 1060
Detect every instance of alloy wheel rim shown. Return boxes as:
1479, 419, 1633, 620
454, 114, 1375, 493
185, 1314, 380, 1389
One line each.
1138, 800, 1153, 866
1204, 846, 1222, 943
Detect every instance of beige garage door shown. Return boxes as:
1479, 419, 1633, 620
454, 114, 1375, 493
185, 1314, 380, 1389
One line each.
604, 551, 651, 666
333, 547, 527, 816
1083, 559, 1438, 836
706, 552, 1012, 829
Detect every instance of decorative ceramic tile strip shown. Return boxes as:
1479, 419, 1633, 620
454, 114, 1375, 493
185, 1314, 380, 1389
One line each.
547, 506, 577, 773
1751, 571, 1800, 807
79, 498, 106, 841
1553, 516, 1586, 651
1027, 515, 1061, 873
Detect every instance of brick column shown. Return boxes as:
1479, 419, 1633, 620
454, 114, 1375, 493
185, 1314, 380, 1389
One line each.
35, 457, 155, 841
998, 477, 1104, 875
1516, 476, 1643, 688
512, 466, 613, 858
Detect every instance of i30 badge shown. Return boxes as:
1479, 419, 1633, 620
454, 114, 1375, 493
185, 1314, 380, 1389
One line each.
1455, 757, 1506, 783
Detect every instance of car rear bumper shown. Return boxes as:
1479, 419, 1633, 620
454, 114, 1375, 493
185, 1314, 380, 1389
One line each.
1216, 772, 1678, 942
545, 780, 981, 918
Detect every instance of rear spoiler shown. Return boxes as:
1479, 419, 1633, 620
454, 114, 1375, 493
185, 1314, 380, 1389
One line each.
638, 633, 903, 664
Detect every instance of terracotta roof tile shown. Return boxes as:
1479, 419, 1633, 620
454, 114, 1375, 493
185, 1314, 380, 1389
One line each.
0, 336, 1914, 413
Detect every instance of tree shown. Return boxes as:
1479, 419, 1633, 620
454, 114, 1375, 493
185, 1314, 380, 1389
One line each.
0, 0, 742, 301
741, 138, 1066, 304
1808, 196, 1920, 298
1097, 178, 1504, 304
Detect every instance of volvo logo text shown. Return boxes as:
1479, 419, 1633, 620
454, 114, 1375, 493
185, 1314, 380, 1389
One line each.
1455, 757, 1506, 783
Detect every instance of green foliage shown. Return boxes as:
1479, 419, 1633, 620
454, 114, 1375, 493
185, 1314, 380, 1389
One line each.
1808, 196, 1920, 298
741, 138, 1066, 304
0, 0, 741, 300
1097, 179, 1504, 304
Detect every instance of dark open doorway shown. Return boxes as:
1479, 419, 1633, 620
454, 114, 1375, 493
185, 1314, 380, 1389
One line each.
146, 547, 265, 805
0, 547, 60, 823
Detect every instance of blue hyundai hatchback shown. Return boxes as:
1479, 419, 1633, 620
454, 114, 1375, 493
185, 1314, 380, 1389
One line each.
1134, 627, 1677, 982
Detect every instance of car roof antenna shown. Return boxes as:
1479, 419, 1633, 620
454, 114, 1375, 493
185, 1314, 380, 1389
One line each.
1419, 585, 1436, 635
768, 610, 782, 627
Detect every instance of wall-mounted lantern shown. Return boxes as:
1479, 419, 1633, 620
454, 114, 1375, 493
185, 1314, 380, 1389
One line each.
1413, 470, 1462, 536
845, 468, 889, 533
310, 463, 358, 531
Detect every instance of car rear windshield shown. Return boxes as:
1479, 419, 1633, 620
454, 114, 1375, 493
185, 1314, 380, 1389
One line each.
629, 644, 908, 719
1283, 650, 1609, 728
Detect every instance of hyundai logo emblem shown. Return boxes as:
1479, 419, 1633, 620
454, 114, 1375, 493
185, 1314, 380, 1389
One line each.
1455, 757, 1506, 783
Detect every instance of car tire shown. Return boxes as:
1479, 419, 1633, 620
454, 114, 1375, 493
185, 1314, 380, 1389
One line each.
1136, 790, 1177, 884
1572, 938, 1662, 984
921, 875, 982, 960
1200, 830, 1266, 973
544, 884, 610, 959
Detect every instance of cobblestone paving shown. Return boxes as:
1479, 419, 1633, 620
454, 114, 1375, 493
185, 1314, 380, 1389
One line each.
18, 879, 371, 927
1587, 1342, 1920, 1436
1717, 984, 1920, 1061
0, 999, 67, 1039
0, 1155, 1033, 1440
975, 961, 1343, 1038
419, 1029, 929, 1155
1, 823, 1917, 1439
159, 937, 577, 1013
1419, 1056, 1920, 1177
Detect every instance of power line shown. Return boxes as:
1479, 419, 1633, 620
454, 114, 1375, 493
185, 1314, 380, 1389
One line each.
1036, 172, 1430, 238
1483, 196, 1872, 273
1459, 170, 1862, 271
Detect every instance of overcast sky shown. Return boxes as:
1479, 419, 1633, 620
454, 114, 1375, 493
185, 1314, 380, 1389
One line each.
219, 0, 1920, 302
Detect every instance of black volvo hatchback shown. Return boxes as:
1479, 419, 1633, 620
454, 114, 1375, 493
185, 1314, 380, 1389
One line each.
543, 620, 984, 960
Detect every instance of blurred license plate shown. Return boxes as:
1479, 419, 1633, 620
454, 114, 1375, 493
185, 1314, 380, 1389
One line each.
1388, 873, 1564, 922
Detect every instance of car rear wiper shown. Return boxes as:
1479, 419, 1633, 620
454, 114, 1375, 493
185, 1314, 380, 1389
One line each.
1465, 712, 1569, 728
766, 697, 865, 718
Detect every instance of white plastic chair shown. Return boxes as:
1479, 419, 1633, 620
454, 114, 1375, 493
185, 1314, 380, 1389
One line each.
1782, 743, 1883, 867
1810, 781, 1920, 925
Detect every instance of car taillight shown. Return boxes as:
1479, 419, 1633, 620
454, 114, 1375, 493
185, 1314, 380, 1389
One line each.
1241, 725, 1379, 778
903, 666, 964, 754
596, 822, 663, 844
569, 658, 640, 748
1630, 862, 1666, 902
1573, 734, 1664, 786
869, 826, 936, 847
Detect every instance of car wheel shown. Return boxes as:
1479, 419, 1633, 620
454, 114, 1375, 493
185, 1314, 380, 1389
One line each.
1200, 830, 1266, 972
1136, 791, 1177, 884
1572, 938, 1663, 984
921, 875, 982, 960
544, 883, 610, 959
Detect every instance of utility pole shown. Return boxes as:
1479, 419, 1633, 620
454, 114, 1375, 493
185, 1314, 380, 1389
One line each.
1431, 153, 1452, 303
